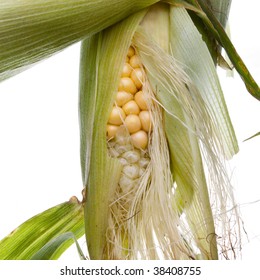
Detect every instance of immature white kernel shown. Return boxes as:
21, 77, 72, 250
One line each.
127, 46, 135, 57
139, 110, 152, 132
118, 157, 128, 166
118, 77, 137, 94
122, 63, 132, 77
122, 164, 140, 179
122, 100, 140, 115
131, 130, 148, 150
114, 144, 132, 154
134, 91, 148, 110
119, 175, 136, 192
115, 91, 133, 106
139, 157, 150, 168
131, 68, 143, 89
108, 147, 120, 158
124, 114, 141, 134
115, 126, 131, 145
129, 55, 141, 68
122, 150, 140, 163
108, 106, 126, 125
106, 124, 119, 139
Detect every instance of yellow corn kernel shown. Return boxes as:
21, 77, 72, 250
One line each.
106, 124, 119, 139
139, 110, 152, 132
118, 77, 137, 94
124, 114, 142, 133
134, 91, 148, 110
131, 130, 148, 150
131, 68, 143, 89
122, 63, 132, 77
108, 106, 126, 125
122, 100, 140, 115
127, 46, 135, 57
129, 55, 141, 68
115, 91, 133, 107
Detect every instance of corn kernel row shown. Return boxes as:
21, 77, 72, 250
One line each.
106, 46, 152, 150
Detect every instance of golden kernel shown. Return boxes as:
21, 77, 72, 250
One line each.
125, 56, 130, 63
122, 100, 140, 115
134, 91, 148, 110
131, 68, 143, 89
139, 110, 152, 132
108, 106, 126, 125
127, 46, 135, 57
115, 91, 133, 107
131, 130, 148, 150
106, 124, 119, 139
129, 55, 141, 68
124, 114, 142, 134
122, 63, 132, 77
118, 77, 137, 94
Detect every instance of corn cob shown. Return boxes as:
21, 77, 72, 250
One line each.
105, 46, 153, 259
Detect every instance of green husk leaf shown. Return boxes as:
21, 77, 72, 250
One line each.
164, 0, 232, 64
166, 0, 260, 100
0, 199, 84, 260
169, 6, 238, 159
0, 0, 158, 82
185, 0, 260, 100
200, 0, 232, 28
79, 10, 147, 260
31, 232, 85, 260
134, 27, 218, 259
168, 7, 240, 259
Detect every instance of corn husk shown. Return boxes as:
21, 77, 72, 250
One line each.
200, 0, 232, 28
0, 0, 158, 82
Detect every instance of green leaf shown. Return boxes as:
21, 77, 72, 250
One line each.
0, 0, 158, 82
31, 232, 85, 260
0, 199, 84, 260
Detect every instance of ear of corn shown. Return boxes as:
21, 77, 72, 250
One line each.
79, 2, 241, 260
0, 0, 158, 82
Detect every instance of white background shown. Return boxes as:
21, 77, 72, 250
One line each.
0, 1, 259, 260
